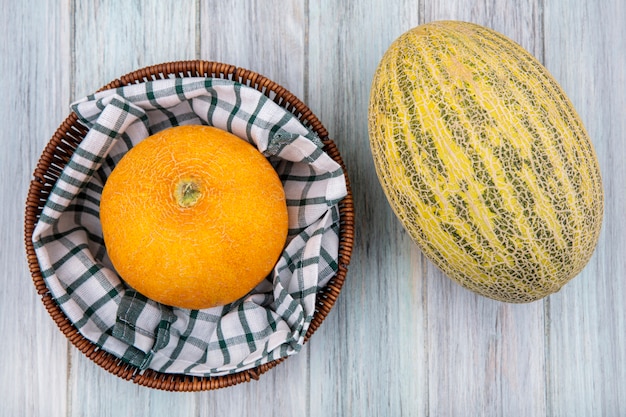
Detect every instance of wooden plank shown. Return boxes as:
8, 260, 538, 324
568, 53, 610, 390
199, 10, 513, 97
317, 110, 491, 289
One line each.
0, 0, 71, 416
543, 0, 626, 415
73, 0, 197, 101
68, 354, 201, 417
198, 350, 309, 417
69, 1, 198, 415
307, 2, 427, 416
197, 2, 310, 415
200, 0, 307, 98
425, 276, 547, 416
421, 3, 548, 417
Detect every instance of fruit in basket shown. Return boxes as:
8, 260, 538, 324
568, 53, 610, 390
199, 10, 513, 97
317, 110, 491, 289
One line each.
100, 125, 288, 309
368, 21, 604, 303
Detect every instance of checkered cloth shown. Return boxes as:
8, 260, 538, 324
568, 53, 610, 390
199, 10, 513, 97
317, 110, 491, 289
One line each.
32, 77, 347, 376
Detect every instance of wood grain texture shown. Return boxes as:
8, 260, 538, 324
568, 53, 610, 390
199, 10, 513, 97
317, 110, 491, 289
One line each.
73, 0, 197, 100
200, 0, 306, 98
0, 1, 71, 416
543, 0, 626, 415
3, 0, 625, 415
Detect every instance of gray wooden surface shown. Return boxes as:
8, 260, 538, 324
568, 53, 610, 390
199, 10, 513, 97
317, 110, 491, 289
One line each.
2, 0, 624, 416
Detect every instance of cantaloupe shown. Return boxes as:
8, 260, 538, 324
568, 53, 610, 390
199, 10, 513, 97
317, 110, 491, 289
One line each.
368, 21, 604, 303
100, 125, 288, 309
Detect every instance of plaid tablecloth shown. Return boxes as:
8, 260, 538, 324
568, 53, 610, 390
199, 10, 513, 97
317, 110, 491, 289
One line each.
32, 77, 347, 376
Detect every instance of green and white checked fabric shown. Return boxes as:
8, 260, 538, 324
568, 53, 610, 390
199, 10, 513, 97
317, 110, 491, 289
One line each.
32, 77, 347, 376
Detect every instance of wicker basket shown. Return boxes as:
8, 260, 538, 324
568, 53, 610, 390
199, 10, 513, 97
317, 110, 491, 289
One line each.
23, 60, 354, 391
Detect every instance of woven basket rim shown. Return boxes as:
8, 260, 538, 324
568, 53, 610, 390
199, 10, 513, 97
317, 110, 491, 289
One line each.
23, 59, 354, 392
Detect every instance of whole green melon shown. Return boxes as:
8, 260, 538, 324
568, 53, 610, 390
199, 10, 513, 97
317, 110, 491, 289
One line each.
368, 20, 604, 303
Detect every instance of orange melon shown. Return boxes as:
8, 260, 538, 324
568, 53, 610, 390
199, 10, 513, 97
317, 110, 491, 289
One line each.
99, 125, 288, 309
